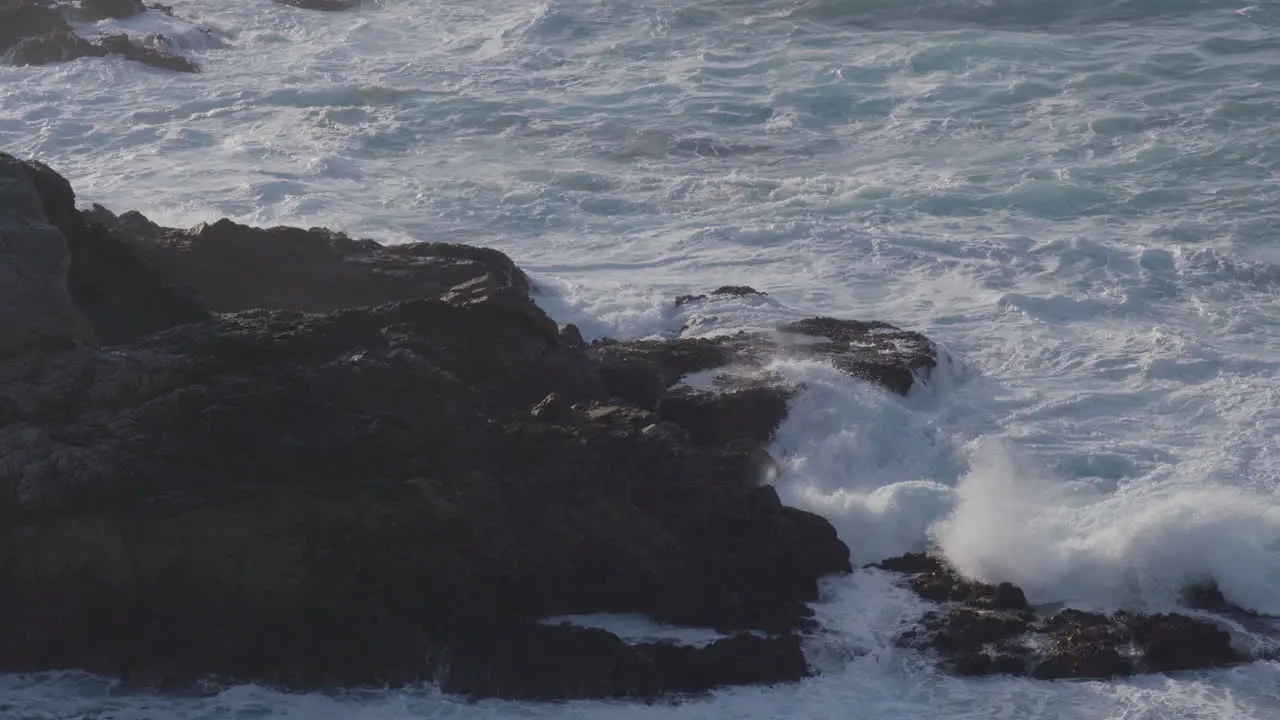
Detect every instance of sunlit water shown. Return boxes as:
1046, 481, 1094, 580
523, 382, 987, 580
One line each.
2, 0, 1279, 716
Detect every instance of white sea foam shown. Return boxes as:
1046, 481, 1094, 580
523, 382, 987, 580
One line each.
936, 438, 1280, 615
3, 0, 1280, 716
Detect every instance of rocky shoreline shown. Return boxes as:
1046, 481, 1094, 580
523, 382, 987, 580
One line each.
0, 151, 1266, 700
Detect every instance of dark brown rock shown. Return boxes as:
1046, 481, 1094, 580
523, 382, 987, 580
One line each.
1130, 613, 1246, 673
91, 213, 527, 313
906, 565, 1031, 612
1032, 609, 1133, 680
878, 553, 1253, 681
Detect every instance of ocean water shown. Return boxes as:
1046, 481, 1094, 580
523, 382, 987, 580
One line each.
3, 0, 1280, 717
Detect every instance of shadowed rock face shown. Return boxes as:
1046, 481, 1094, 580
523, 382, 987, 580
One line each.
0, 152, 957, 700
20, 156, 209, 347
85, 207, 531, 314
876, 553, 1251, 679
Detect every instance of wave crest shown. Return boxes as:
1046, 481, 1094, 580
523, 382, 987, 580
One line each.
935, 437, 1280, 615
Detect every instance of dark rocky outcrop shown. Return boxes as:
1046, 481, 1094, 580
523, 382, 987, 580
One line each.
675, 285, 767, 307
778, 317, 936, 396
0, 153, 956, 700
84, 207, 530, 314
0, 153, 95, 362
1, 1, 197, 72
877, 553, 1251, 680
21, 155, 209, 346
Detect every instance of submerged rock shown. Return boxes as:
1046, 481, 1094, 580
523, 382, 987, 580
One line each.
878, 552, 1250, 680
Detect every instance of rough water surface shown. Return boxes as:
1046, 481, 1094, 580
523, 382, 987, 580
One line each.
1, 0, 1279, 717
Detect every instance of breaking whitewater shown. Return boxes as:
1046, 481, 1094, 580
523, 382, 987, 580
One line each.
3, 0, 1280, 717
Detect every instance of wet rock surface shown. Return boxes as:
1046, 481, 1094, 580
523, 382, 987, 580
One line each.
1, 1, 198, 72
877, 552, 1251, 680
0, 153, 952, 700
675, 285, 767, 307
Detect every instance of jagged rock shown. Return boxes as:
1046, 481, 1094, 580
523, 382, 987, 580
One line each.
878, 552, 1251, 680
872, 551, 944, 574
8, 27, 99, 65
0, 293, 853, 695
89, 211, 528, 313
1, 1, 196, 72
657, 383, 795, 447
589, 337, 746, 409
0, 154, 95, 361
1131, 613, 1245, 673
15, 154, 209, 346
0, 154, 985, 699
779, 317, 936, 396
675, 285, 766, 307
590, 316, 939, 408
1031, 609, 1131, 680
0, 154, 886, 700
